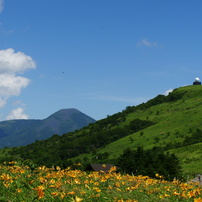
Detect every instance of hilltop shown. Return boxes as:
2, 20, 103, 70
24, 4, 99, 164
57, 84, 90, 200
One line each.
0, 108, 96, 147
1, 85, 202, 175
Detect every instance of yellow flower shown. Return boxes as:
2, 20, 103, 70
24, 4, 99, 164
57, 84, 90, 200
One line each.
19, 169, 25, 174
9, 161, 16, 165
194, 198, 202, 202
94, 181, 99, 186
1, 173, 13, 183
74, 196, 83, 202
38, 176, 47, 183
93, 187, 101, 192
108, 185, 113, 190
164, 193, 170, 197
173, 191, 180, 196
67, 191, 76, 195
155, 173, 164, 179
51, 192, 59, 197
49, 179, 56, 184
116, 188, 122, 192
3, 182, 10, 188
193, 188, 201, 196
33, 185, 45, 199
74, 178, 81, 184
60, 192, 66, 199
78, 189, 85, 195
109, 166, 117, 172
17, 188, 23, 193
38, 165, 46, 171
115, 182, 121, 187
100, 178, 107, 182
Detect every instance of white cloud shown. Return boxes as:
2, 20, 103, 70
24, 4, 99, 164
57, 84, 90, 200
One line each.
164, 88, 173, 96
0, 97, 6, 108
6, 107, 29, 120
0, 48, 36, 74
0, 74, 30, 96
137, 39, 158, 47
0, 48, 36, 120
0, 74, 30, 107
0, 0, 4, 13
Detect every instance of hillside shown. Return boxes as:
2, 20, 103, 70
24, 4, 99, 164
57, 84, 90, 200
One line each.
92, 85, 202, 173
0, 108, 96, 147
1, 85, 202, 175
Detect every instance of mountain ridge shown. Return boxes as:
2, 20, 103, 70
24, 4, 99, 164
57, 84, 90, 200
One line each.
0, 108, 96, 147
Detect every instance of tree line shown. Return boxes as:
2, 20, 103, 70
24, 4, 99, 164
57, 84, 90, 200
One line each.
116, 146, 182, 181
3, 118, 154, 168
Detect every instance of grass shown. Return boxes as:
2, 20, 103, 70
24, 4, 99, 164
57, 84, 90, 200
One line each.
169, 142, 202, 175
72, 85, 202, 175
0, 161, 201, 202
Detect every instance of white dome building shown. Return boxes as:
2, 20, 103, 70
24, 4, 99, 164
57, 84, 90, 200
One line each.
193, 77, 201, 85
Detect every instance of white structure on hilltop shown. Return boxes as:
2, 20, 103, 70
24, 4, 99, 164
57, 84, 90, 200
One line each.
193, 77, 201, 85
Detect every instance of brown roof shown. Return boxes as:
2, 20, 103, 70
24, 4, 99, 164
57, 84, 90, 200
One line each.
90, 164, 115, 172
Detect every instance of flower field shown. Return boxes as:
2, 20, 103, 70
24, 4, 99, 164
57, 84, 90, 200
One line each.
0, 162, 201, 202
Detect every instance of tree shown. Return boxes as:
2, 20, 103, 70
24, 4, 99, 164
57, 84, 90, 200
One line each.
116, 147, 182, 181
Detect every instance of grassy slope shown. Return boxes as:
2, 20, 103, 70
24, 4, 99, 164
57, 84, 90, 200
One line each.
75, 85, 202, 174
169, 142, 202, 174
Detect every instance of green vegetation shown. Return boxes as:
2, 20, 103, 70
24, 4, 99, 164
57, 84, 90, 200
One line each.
116, 147, 182, 181
0, 85, 202, 176
5, 118, 155, 168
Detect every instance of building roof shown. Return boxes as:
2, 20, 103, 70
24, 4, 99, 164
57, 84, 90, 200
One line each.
89, 164, 116, 172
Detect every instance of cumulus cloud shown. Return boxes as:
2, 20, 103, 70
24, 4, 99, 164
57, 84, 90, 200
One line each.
0, 48, 36, 119
0, 74, 30, 107
0, 48, 36, 74
0, 0, 4, 13
6, 107, 29, 120
137, 39, 158, 47
0, 98, 6, 108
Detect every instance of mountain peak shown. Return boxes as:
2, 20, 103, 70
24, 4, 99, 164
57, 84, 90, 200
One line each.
0, 108, 96, 147
45, 108, 93, 121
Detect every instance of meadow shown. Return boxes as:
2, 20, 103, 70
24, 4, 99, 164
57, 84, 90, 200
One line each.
0, 162, 201, 202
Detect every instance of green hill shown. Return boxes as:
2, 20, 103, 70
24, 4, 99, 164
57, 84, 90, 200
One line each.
0, 85, 202, 176
92, 85, 202, 174
95, 85, 202, 153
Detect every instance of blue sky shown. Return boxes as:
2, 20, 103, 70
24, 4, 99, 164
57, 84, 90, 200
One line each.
0, 0, 202, 121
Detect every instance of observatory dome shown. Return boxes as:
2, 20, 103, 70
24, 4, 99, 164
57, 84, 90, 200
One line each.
195, 77, 200, 82
193, 77, 201, 85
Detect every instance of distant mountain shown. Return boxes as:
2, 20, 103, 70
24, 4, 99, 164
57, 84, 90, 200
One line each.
0, 108, 96, 148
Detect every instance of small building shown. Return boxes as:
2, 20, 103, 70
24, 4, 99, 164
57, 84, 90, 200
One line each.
87, 164, 117, 173
193, 77, 201, 85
